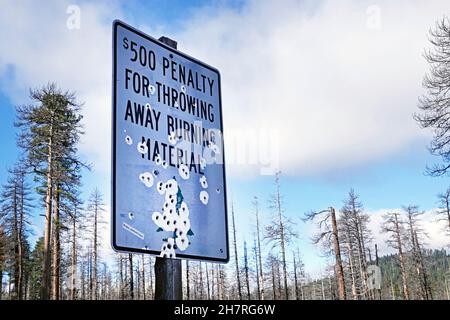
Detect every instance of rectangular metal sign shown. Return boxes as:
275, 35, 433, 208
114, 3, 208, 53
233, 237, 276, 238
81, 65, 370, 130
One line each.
112, 20, 228, 262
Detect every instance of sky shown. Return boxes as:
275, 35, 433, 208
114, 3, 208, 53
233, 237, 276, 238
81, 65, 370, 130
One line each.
1, 0, 450, 277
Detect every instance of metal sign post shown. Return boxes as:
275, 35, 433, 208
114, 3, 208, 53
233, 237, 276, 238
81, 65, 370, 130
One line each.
155, 36, 182, 300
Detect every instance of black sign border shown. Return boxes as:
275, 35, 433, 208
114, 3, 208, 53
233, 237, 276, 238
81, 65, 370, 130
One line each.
111, 20, 229, 263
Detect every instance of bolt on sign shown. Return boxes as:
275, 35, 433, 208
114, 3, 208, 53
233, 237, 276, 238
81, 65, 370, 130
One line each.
111, 20, 229, 263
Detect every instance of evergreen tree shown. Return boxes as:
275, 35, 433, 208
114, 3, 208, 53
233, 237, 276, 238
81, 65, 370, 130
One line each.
15, 83, 84, 299
0, 164, 33, 299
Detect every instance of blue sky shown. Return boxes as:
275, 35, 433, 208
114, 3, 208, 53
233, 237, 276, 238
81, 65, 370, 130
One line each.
1, 0, 450, 276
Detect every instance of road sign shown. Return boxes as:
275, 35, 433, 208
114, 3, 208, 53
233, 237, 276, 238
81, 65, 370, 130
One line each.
111, 20, 228, 263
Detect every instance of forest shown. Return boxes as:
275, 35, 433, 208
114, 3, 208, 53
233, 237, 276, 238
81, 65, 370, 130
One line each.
1, 15, 450, 301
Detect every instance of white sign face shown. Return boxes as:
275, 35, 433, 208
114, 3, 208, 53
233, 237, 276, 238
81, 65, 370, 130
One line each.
111, 20, 229, 263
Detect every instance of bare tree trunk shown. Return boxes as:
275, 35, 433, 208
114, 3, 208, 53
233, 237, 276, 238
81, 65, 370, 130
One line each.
231, 202, 242, 299
199, 262, 204, 299
321, 277, 325, 300
254, 241, 261, 300
375, 244, 382, 300
205, 263, 211, 299
128, 254, 134, 300
70, 213, 77, 300
276, 262, 282, 299
356, 213, 369, 299
186, 260, 190, 300
271, 262, 276, 299
119, 256, 124, 300
148, 256, 153, 300
141, 255, 146, 300
211, 266, 215, 299
330, 207, 346, 300
414, 231, 432, 300
393, 213, 409, 300
328, 277, 334, 300
347, 241, 358, 300
12, 185, 20, 299
293, 252, 299, 300
244, 241, 250, 299
93, 202, 98, 300
216, 265, 221, 299
18, 182, 25, 300
52, 185, 60, 300
274, 173, 289, 300
253, 197, 264, 300
41, 118, 54, 300
445, 278, 450, 300
0, 267, 3, 300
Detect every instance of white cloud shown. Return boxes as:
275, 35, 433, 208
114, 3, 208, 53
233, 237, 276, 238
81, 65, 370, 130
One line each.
174, 0, 450, 176
1, 0, 449, 179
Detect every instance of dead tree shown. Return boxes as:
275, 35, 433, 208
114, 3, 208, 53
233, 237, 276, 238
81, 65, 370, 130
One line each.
128, 254, 134, 300
403, 205, 432, 300
414, 17, 450, 176
265, 171, 297, 300
252, 196, 264, 299
231, 201, 242, 299
244, 241, 251, 299
382, 212, 409, 300
305, 207, 346, 300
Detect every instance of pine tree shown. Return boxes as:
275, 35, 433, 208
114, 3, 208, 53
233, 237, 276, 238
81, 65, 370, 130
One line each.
63, 191, 84, 300
0, 164, 33, 299
414, 17, 450, 176
0, 225, 6, 300
15, 83, 84, 299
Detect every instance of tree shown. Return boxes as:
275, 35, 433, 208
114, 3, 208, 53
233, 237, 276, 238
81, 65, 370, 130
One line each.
243, 240, 250, 299
340, 189, 372, 299
252, 196, 264, 299
231, 200, 242, 299
15, 83, 84, 299
0, 225, 6, 300
305, 207, 346, 300
265, 171, 297, 300
0, 164, 33, 299
382, 212, 409, 300
63, 191, 84, 300
27, 237, 44, 300
128, 254, 134, 300
436, 187, 450, 235
403, 205, 432, 300
414, 17, 450, 176
87, 188, 105, 300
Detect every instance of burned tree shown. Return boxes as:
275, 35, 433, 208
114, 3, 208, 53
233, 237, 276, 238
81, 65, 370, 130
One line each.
414, 17, 450, 176
382, 212, 409, 300
265, 171, 297, 300
305, 207, 346, 300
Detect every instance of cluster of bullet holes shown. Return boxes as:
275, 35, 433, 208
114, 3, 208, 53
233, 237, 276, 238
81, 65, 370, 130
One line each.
152, 177, 192, 257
